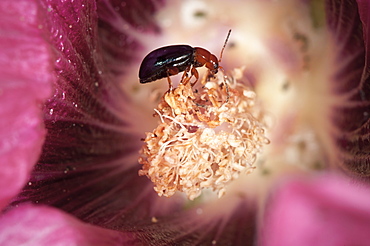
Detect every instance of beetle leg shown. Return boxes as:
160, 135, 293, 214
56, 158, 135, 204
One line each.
180, 66, 191, 85
166, 76, 173, 91
223, 79, 230, 104
219, 67, 229, 104
190, 67, 199, 87
167, 67, 180, 90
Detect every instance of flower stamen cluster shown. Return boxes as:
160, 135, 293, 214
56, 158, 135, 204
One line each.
139, 69, 269, 200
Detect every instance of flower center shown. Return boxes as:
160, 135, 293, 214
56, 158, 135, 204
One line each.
125, 0, 332, 206
139, 69, 269, 200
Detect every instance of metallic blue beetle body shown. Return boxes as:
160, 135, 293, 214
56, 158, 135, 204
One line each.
139, 45, 219, 85
139, 45, 195, 84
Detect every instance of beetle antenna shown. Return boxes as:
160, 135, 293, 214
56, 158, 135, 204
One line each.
219, 29, 232, 63
218, 29, 231, 104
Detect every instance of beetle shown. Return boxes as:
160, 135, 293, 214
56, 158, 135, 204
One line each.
139, 30, 231, 88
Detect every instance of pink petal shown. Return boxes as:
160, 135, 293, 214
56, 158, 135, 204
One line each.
261, 175, 370, 246
14, 0, 182, 228
326, 0, 370, 176
0, 204, 137, 245
0, 1, 52, 210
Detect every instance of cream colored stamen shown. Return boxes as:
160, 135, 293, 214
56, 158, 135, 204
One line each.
139, 68, 269, 200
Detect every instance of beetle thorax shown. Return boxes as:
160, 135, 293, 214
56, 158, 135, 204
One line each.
193, 47, 219, 75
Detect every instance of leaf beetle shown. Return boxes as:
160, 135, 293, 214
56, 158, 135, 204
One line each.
139, 30, 231, 88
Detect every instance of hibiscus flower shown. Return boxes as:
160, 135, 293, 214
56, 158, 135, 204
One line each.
1, 0, 370, 245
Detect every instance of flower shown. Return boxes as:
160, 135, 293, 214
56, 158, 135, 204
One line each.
260, 175, 370, 246
1, 0, 370, 245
